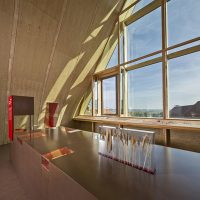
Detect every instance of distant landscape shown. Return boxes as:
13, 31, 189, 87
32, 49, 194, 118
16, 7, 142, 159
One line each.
90, 101, 200, 119
128, 109, 163, 118
101, 108, 163, 117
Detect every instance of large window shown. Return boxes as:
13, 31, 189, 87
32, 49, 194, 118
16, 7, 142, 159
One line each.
168, 52, 200, 119
128, 63, 163, 117
102, 76, 117, 114
87, 0, 200, 122
127, 7, 162, 60
167, 0, 200, 46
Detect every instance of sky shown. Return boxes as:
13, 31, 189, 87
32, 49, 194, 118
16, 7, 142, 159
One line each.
102, 77, 116, 111
105, 0, 200, 111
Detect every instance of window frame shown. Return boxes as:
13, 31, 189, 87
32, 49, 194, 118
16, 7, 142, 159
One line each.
101, 75, 118, 115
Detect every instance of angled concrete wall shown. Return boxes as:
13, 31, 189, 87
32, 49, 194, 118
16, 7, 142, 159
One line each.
0, 0, 125, 144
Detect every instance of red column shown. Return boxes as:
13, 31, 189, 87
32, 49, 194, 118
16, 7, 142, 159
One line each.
8, 96, 14, 141
45, 103, 58, 127
49, 103, 58, 127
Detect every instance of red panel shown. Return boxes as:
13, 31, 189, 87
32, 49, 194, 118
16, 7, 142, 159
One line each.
49, 103, 58, 117
45, 103, 58, 127
8, 96, 13, 141
49, 103, 58, 127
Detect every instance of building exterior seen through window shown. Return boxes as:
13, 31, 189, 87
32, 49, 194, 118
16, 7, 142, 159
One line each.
168, 52, 200, 119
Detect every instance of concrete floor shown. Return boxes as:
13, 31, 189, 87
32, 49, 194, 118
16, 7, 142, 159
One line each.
0, 144, 30, 200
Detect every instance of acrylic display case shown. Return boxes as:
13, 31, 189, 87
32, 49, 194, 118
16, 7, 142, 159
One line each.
98, 126, 156, 174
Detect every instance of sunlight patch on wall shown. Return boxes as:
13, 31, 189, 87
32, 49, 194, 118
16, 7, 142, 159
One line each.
95, 34, 117, 73
101, 2, 119, 23
56, 104, 68, 126
66, 94, 72, 100
14, 116, 29, 129
84, 25, 103, 44
79, 92, 92, 115
38, 53, 84, 122
46, 53, 84, 102
19, 116, 29, 128
70, 38, 107, 90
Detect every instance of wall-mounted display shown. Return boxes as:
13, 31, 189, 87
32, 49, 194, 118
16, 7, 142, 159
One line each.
8, 95, 34, 141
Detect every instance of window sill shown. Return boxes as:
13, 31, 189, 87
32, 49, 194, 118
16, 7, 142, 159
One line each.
73, 115, 200, 131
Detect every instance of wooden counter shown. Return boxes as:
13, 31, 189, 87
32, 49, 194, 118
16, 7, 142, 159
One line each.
11, 128, 200, 200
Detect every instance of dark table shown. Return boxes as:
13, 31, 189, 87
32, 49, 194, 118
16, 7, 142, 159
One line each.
26, 127, 200, 200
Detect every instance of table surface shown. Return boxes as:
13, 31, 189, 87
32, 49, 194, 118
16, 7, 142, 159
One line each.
25, 128, 200, 200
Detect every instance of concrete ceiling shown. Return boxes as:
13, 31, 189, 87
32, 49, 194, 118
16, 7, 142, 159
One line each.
0, 0, 126, 144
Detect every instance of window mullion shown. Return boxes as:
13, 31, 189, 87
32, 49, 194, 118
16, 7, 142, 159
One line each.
123, 23, 128, 116
162, 0, 168, 119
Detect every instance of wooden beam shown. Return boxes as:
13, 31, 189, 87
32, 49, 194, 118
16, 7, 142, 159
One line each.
121, 68, 128, 116
126, 57, 162, 71
93, 66, 119, 79
118, 49, 163, 68
168, 45, 200, 60
117, 15, 121, 117
124, 0, 162, 26
123, 23, 128, 116
120, 0, 140, 15
167, 37, 200, 52
117, 72, 120, 116
117, 16, 121, 66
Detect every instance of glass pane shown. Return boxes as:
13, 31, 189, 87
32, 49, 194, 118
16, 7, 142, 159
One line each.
168, 52, 200, 119
107, 34, 124, 68
84, 98, 92, 115
80, 91, 92, 115
128, 63, 163, 117
127, 7, 162, 60
102, 76, 117, 114
132, 0, 153, 14
167, 0, 200, 46
107, 44, 118, 68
